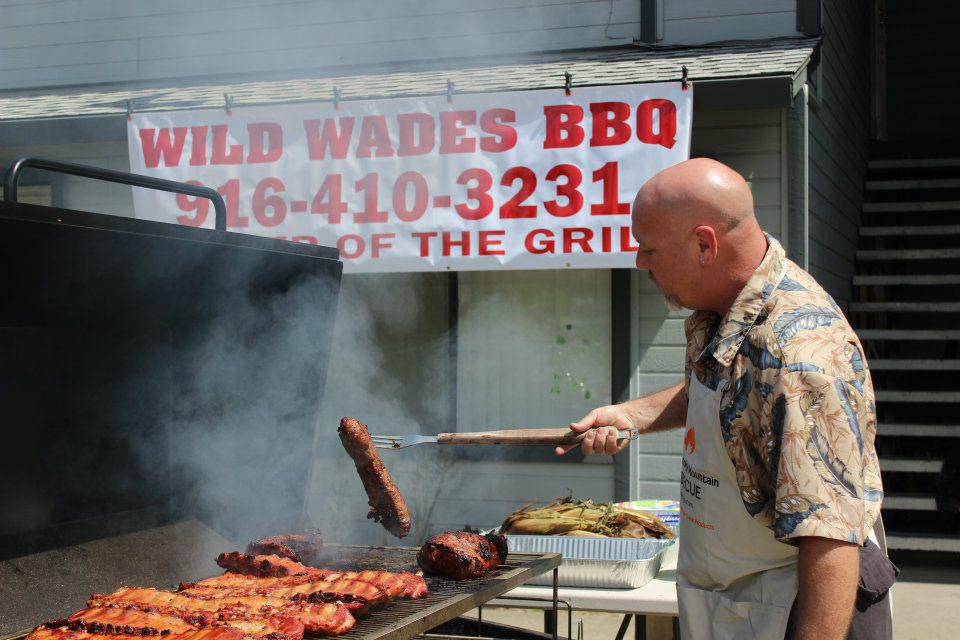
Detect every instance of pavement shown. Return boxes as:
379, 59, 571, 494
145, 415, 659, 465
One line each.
465, 560, 960, 639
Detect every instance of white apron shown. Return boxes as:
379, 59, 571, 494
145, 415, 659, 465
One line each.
676, 373, 799, 639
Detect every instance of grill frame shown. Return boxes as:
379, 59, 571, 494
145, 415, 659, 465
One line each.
2, 545, 561, 640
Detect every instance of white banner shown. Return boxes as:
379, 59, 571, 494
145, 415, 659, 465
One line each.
127, 83, 691, 273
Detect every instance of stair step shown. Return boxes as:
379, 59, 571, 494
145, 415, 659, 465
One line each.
871, 359, 960, 370
880, 423, 960, 437
869, 158, 960, 169
862, 201, 960, 213
883, 494, 938, 511
860, 224, 960, 236
856, 248, 960, 260
853, 274, 960, 285
865, 178, 960, 190
859, 329, 960, 340
876, 390, 960, 403
886, 534, 960, 552
849, 301, 960, 312
880, 457, 944, 473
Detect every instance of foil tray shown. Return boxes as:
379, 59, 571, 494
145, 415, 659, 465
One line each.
505, 535, 678, 589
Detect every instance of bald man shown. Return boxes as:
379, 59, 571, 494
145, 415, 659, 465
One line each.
561, 159, 893, 639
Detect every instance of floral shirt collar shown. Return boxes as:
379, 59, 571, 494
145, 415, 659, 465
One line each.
699, 234, 787, 368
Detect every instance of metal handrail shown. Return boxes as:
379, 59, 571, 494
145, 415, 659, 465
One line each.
3, 156, 227, 231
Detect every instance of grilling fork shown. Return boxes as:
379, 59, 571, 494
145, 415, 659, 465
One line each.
370, 427, 640, 449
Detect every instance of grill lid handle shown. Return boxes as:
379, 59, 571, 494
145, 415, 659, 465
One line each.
3, 156, 227, 231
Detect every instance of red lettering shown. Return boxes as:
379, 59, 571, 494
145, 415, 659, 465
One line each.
397, 113, 436, 156
210, 124, 243, 165
590, 102, 632, 147
304, 117, 355, 160
337, 234, 365, 259
412, 231, 437, 257
439, 111, 477, 154
356, 115, 395, 158
139, 127, 188, 168
246, 122, 283, 164
442, 231, 470, 256
479, 109, 517, 152
563, 228, 594, 253
371, 233, 395, 258
602, 226, 612, 253
479, 230, 506, 256
189, 126, 208, 166
636, 99, 677, 149
525, 229, 554, 254
543, 105, 584, 149
621, 225, 640, 251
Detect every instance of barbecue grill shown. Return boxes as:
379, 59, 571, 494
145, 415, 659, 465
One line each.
0, 159, 563, 640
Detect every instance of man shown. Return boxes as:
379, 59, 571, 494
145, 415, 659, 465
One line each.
560, 158, 893, 639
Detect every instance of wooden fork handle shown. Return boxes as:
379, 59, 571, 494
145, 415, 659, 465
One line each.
436, 428, 587, 446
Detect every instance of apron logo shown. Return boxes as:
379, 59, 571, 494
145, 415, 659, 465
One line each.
683, 426, 696, 455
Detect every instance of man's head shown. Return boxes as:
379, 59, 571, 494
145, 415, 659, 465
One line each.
631, 158, 768, 314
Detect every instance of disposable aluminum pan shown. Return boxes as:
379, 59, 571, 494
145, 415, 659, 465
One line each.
505, 535, 678, 589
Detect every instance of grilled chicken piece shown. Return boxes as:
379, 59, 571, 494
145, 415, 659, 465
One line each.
397, 572, 429, 599
417, 531, 508, 580
215, 553, 322, 578
87, 588, 354, 637
246, 533, 321, 564
338, 417, 411, 538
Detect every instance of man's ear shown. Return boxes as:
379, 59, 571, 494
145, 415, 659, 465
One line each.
693, 225, 719, 267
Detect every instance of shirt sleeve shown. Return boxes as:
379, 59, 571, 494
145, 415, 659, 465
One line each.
770, 367, 879, 546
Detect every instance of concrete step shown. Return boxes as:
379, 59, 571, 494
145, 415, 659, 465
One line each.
860, 224, 960, 236
883, 494, 938, 511
862, 201, 960, 213
879, 423, 960, 437
853, 274, 960, 285
876, 390, 960, 403
856, 248, 960, 260
866, 178, 960, 190
869, 158, 960, 169
849, 301, 960, 312
885, 534, 960, 552
858, 329, 960, 340
870, 359, 960, 370
880, 457, 944, 473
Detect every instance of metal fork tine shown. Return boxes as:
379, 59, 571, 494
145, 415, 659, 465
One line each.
369, 434, 406, 449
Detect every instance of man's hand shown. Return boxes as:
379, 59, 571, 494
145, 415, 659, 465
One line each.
556, 382, 688, 456
792, 536, 860, 640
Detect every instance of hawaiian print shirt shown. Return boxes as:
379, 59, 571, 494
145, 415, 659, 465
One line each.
684, 236, 883, 545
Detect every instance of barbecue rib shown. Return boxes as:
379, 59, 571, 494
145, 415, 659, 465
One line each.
338, 417, 411, 538
87, 587, 355, 637
417, 532, 508, 580
27, 627, 246, 640
215, 553, 323, 579
246, 533, 321, 564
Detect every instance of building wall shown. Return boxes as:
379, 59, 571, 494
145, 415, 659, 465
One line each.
0, 0, 806, 93
806, 0, 871, 307
630, 107, 787, 500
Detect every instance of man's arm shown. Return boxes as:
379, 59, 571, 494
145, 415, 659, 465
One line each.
557, 382, 688, 455
791, 536, 860, 640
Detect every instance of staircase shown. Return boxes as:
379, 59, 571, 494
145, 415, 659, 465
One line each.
853, 151, 960, 555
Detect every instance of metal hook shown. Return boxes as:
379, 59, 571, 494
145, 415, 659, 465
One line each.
333, 86, 342, 109
223, 92, 234, 115
681, 65, 689, 90
564, 71, 573, 96
577, 618, 584, 640
446, 79, 455, 103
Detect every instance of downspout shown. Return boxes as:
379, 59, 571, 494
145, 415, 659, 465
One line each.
800, 83, 809, 271
788, 83, 810, 270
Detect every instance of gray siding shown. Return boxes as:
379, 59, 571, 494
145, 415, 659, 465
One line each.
630, 108, 786, 500
807, 0, 871, 307
660, 0, 800, 45
0, 0, 642, 90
